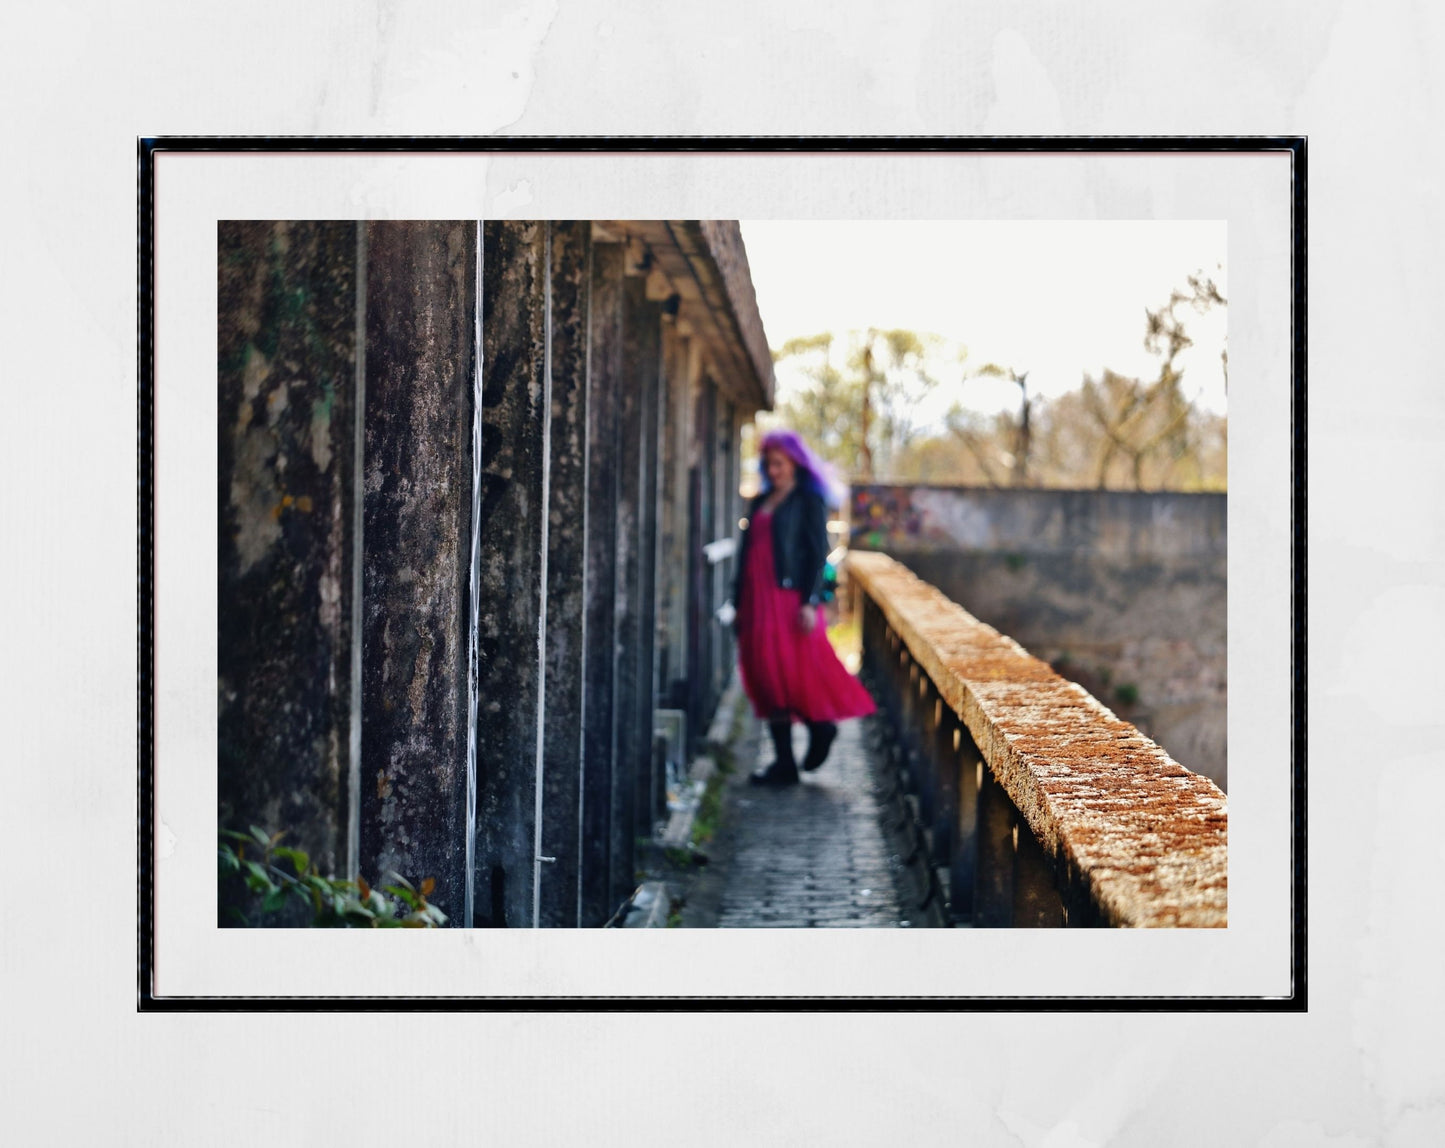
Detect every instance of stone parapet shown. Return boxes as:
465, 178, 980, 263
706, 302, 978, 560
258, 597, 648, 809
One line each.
848, 550, 1227, 928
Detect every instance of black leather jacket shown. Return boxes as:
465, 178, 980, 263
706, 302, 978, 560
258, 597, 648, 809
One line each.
732, 485, 830, 608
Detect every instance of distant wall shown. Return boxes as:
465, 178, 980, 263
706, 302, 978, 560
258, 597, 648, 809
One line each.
850, 485, 1227, 789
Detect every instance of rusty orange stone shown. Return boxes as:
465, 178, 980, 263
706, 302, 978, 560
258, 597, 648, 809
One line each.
848, 551, 1227, 928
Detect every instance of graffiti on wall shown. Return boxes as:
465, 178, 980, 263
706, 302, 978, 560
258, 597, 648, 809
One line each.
850, 486, 924, 550
850, 485, 999, 551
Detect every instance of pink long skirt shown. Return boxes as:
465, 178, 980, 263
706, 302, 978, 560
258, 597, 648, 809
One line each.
736, 511, 876, 724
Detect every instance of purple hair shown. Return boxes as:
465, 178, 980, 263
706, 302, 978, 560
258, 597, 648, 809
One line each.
758, 428, 847, 510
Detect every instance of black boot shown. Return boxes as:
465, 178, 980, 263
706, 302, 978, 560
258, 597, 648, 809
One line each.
750, 719, 799, 787
801, 721, 838, 772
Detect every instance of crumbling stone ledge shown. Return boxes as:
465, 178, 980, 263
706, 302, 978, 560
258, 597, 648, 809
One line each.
848, 551, 1227, 928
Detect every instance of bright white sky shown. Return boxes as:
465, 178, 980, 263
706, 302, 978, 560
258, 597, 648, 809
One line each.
738, 220, 1228, 427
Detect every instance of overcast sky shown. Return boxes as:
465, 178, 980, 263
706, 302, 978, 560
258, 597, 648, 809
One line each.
738, 220, 1228, 427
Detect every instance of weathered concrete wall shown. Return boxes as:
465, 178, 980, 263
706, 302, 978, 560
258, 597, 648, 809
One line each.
358, 221, 477, 916
621, 276, 665, 856
475, 221, 549, 927
219, 218, 769, 928
218, 220, 359, 889
852, 484, 1225, 558
609, 275, 644, 911
537, 221, 591, 927
715, 391, 739, 694
638, 281, 666, 835
686, 373, 717, 745
660, 326, 694, 710
580, 241, 623, 925
851, 485, 1227, 788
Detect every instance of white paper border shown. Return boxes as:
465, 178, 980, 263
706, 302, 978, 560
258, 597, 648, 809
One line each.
150, 145, 1295, 1000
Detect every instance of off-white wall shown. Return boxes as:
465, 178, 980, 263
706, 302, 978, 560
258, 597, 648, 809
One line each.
4, 2, 1441, 1145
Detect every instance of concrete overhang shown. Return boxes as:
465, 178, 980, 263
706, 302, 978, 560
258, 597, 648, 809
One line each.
592, 220, 775, 415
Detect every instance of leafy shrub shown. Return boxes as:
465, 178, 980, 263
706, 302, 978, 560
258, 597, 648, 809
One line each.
218, 825, 447, 928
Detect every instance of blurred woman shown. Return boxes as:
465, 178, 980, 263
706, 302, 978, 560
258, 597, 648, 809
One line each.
732, 429, 875, 787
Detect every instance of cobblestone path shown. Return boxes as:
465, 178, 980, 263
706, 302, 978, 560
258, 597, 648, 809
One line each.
713, 716, 912, 928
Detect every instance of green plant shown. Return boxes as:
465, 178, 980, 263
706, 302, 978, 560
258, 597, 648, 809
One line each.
1113, 683, 1140, 706
690, 771, 727, 846
218, 825, 447, 928
662, 845, 693, 868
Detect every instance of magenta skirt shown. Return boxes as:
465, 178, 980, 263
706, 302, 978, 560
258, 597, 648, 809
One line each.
736, 511, 876, 724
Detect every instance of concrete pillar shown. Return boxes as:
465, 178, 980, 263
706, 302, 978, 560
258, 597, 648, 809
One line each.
912, 677, 941, 844
697, 374, 718, 719
610, 274, 646, 909
622, 276, 664, 841
708, 390, 721, 705
973, 760, 1016, 927
1058, 853, 1102, 927
858, 594, 882, 686
899, 658, 925, 800
474, 220, 549, 927
1013, 823, 1066, 927
660, 327, 693, 709
580, 242, 623, 925
716, 395, 737, 692
686, 434, 707, 749
358, 221, 477, 921
646, 302, 669, 826
932, 700, 961, 867
654, 325, 676, 698
217, 221, 361, 898
536, 222, 591, 927
950, 733, 982, 925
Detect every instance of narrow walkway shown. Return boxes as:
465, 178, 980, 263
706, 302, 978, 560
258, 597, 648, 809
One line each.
711, 715, 918, 928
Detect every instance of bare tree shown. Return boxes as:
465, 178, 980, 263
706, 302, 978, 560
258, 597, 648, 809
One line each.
971, 362, 1033, 485
771, 327, 945, 480
895, 271, 1227, 492
1078, 273, 1227, 490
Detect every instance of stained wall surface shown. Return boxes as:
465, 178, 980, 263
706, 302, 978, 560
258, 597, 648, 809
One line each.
217, 219, 769, 926
217, 220, 361, 886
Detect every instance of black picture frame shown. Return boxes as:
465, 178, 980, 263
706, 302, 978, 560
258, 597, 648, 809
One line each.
139, 135, 1306, 1011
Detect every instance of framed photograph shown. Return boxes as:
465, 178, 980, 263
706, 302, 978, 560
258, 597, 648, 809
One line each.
141, 137, 1303, 1007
